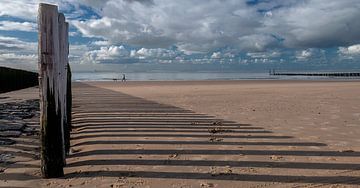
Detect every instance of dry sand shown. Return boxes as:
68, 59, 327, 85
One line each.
1, 80, 360, 187
91, 80, 360, 150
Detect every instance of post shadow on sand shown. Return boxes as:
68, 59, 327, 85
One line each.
3, 82, 360, 185
0, 123, 41, 170
60, 83, 360, 185
0, 125, 43, 182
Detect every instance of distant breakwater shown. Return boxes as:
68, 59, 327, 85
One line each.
0, 66, 38, 93
270, 71, 360, 77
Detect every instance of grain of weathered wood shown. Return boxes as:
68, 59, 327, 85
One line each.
66, 63, 72, 154
38, 3, 65, 178
58, 12, 68, 164
59, 21, 71, 155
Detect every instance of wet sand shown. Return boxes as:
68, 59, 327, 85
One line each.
1, 80, 360, 187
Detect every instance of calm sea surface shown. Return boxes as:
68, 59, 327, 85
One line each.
72, 72, 360, 81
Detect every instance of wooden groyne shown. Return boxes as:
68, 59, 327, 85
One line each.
38, 3, 72, 178
269, 70, 360, 77
0, 66, 38, 93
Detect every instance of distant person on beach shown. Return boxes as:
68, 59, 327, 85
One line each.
122, 74, 126, 82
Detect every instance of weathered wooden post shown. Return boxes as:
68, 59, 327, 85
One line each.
59, 19, 71, 155
58, 13, 68, 162
66, 62, 72, 154
38, 3, 69, 178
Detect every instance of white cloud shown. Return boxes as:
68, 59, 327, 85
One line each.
135, 48, 178, 59
0, 0, 38, 20
69, 31, 78, 36
247, 51, 281, 59
211, 52, 221, 59
238, 34, 279, 52
338, 44, 360, 56
83, 45, 134, 63
262, 0, 360, 48
0, 36, 36, 53
295, 48, 326, 62
296, 50, 313, 60
81, 45, 181, 64
0, 52, 37, 70
0, 53, 36, 61
1, 0, 360, 68
0, 35, 38, 69
91, 40, 110, 46
0, 21, 37, 32
70, 0, 360, 53
71, 0, 263, 52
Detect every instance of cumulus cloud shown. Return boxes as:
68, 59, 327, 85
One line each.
211, 52, 221, 59
135, 48, 178, 59
0, 53, 37, 70
0, 35, 38, 69
70, 0, 360, 54
82, 45, 182, 64
91, 40, 110, 46
71, 0, 263, 52
0, 53, 36, 61
247, 51, 281, 59
1, 0, 360, 68
84, 45, 130, 63
0, 36, 36, 53
0, 21, 37, 32
295, 48, 327, 63
296, 50, 313, 60
338, 44, 360, 56
262, 0, 360, 48
0, 0, 38, 20
238, 34, 280, 52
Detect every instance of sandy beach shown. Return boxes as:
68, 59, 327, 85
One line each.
1, 80, 360, 187
91, 80, 360, 150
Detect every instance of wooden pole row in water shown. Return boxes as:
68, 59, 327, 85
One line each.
38, 3, 72, 178
269, 70, 360, 77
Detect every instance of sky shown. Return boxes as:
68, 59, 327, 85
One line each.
0, 0, 360, 72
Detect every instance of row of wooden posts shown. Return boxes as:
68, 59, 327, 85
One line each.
38, 3, 72, 178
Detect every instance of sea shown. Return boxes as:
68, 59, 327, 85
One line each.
72, 72, 360, 81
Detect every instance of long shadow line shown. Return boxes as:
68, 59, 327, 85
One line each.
73, 126, 265, 133
73, 129, 271, 134
73, 109, 193, 112
69, 149, 360, 158
72, 140, 326, 147
73, 123, 255, 129
71, 134, 290, 139
65, 170, 360, 185
72, 119, 237, 124
72, 114, 214, 118
67, 159, 360, 170
72, 129, 272, 134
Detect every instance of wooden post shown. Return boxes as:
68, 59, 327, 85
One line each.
38, 3, 66, 178
60, 21, 71, 155
58, 13, 68, 163
66, 62, 72, 154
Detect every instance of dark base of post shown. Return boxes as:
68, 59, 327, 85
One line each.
40, 80, 65, 178
65, 63, 72, 155
64, 121, 70, 155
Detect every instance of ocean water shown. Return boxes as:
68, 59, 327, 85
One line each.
72, 72, 360, 81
